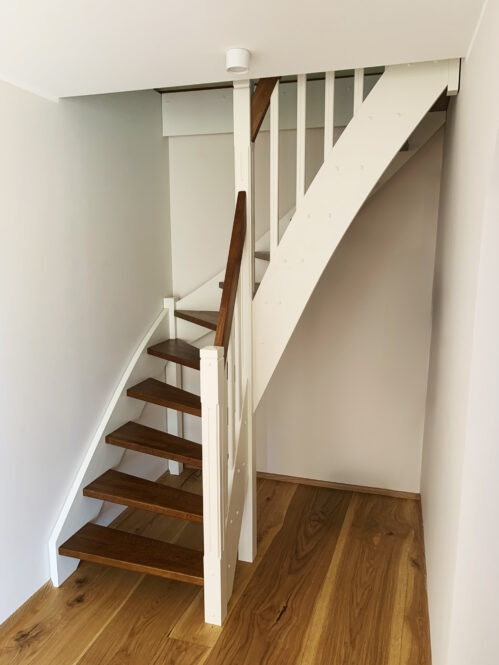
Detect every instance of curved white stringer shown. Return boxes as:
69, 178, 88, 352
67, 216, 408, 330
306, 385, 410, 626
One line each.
48, 306, 171, 586
253, 61, 455, 408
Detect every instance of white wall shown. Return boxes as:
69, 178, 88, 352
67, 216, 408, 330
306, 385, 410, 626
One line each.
420, 1, 499, 662
0, 81, 171, 623
257, 132, 443, 492
168, 133, 235, 297
168, 127, 324, 298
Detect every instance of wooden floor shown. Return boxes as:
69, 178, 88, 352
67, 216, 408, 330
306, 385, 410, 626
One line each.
0, 469, 431, 665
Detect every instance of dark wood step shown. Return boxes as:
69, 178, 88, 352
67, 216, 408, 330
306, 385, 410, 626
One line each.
84, 469, 203, 522
59, 523, 203, 585
148, 338, 200, 370
175, 310, 219, 331
219, 281, 261, 291
127, 378, 201, 416
106, 421, 202, 468
255, 251, 270, 261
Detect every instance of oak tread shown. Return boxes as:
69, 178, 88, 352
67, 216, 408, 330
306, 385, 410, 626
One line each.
255, 251, 270, 261
59, 523, 204, 585
106, 421, 202, 468
175, 310, 219, 331
148, 338, 200, 370
219, 281, 260, 290
83, 469, 203, 522
127, 378, 201, 416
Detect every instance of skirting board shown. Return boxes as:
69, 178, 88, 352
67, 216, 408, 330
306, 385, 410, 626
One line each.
256, 471, 420, 500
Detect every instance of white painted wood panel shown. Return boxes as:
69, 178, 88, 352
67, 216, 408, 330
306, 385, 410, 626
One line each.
252, 61, 452, 408
162, 76, 381, 137
324, 71, 335, 156
296, 74, 307, 205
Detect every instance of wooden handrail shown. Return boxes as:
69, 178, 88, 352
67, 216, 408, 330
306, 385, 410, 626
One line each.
251, 77, 279, 142
215, 191, 246, 356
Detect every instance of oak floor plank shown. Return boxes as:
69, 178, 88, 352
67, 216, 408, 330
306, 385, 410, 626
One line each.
75, 576, 199, 665
169, 478, 298, 648
297, 494, 429, 665
204, 485, 353, 664
0, 564, 142, 665
151, 638, 209, 665
400, 502, 432, 665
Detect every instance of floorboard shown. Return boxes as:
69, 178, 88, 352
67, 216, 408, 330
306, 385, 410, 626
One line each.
0, 469, 431, 665
205, 485, 352, 664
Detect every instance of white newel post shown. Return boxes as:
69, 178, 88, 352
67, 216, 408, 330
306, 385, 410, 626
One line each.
233, 79, 256, 562
201, 346, 228, 625
164, 297, 183, 475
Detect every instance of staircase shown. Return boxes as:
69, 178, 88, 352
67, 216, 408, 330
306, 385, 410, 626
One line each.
58, 318, 208, 584
50, 59, 460, 627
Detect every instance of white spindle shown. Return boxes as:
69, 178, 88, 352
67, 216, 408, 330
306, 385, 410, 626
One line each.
270, 81, 280, 257
201, 346, 228, 625
232, 79, 256, 563
164, 297, 183, 475
354, 68, 364, 114
296, 74, 307, 205
324, 71, 335, 157
227, 338, 235, 468
234, 289, 242, 429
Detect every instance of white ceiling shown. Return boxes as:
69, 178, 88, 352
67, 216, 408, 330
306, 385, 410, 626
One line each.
0, 0, 485, 100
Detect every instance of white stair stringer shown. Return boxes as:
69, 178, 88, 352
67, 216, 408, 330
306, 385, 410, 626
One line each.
253, 60, 454, 408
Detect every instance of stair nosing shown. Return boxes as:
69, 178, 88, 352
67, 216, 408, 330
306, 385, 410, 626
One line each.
83, 469, 203, 522
59, 523, 203, 585
147, 338, 200, 370
127, 378, 201, 417
174, 309, 219, 331
105, 421, 202, 468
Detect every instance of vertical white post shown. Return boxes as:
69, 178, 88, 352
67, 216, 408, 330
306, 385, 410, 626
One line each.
201, 346, 228, 625
164, 297, 183, 475
233, 79, 256, 562
227, 339, 235, 468
270, 81, 280, 258
354, 68, 364, 114
234, 290, 242, 430
447, 58, 460, 95
296, 74, 307, 206
324, 71, 335, 157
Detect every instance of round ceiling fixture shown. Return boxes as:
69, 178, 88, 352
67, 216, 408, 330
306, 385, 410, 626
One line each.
226, 48, 250, 74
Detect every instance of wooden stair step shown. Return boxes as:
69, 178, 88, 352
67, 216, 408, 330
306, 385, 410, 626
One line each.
219, 280, 261, 291
148, 338, 200, 370
84, 469, 203, 522
255, 250, 270, 261
127, 378, 201, 416
59, 522, 203, 585
106, 421, 202, 468
175, 310, 219, 331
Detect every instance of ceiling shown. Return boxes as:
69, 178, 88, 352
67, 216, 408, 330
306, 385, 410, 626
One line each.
0, 0, 485, 100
